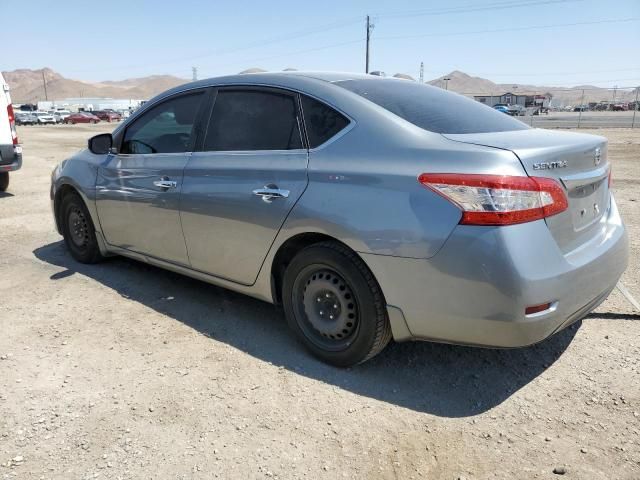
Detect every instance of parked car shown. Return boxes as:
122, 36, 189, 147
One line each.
50, 72, 628, 366
52, 110, 71, 123
93, 110, 122, 122
0, 73, 22, 191
507, 104, 527, 116
612, 104, 628, 111
573, 105, 589, 112
15, 112, 38, 125
33, 111, 56, 125
493, 104, 510, 114
64, 112, 100, 124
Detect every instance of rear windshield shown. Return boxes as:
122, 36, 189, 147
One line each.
334, 78, 529, 134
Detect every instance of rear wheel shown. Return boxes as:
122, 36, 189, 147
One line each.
60, 192, 104, 264
282, 241, 391, 367
0, 172, 8, 192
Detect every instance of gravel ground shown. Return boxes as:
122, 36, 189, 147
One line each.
1, 124, 639, 480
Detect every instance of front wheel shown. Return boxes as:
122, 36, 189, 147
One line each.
0, 172, 8, 192
282, 241, 392, 367
60, 192, 104, 264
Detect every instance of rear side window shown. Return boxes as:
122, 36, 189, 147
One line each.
335, 79, 529, 134
121, 92, 204, 154
204, 90, 302, 151
300, 96, 349, 148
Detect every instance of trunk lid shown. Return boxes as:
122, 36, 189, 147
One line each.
443, 129, 610, 254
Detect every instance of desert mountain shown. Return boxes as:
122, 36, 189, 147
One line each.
2, 68, 633, 106
2, 68, 188, 104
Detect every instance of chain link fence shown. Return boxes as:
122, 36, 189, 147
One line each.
459, 86, 640, 128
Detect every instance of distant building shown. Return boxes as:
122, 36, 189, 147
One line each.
473, 92, 552, 108
37, 97, 144, 112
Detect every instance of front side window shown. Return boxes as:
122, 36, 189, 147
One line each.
300, 95, 349, 148
204, 89, 302, 151
121, 92, 204, 154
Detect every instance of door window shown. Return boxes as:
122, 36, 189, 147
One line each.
203, 89, 302, 151
300, 95, 350, 148
121, 92, 204, 154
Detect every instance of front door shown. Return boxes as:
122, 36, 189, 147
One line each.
96, 90, 207, 265
181, 87, 308, 285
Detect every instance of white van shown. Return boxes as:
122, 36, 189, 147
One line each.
0, 72, 22, 191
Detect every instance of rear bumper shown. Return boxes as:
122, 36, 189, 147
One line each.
0, 144, 22, 172
362, 194, 628, 347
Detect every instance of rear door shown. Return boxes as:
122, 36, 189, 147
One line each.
443, 129, 610, 254
96, 89, 208, 265
181, 86, 308, 285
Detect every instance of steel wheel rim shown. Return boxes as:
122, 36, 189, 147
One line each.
68, 207, 90, 248
293, 265, 360, 351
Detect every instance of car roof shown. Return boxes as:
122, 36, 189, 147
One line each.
199, 71, 375, 85
152, 71, 406, 104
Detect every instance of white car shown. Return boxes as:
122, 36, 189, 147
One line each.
52, 110, 71, 123
33, 111, 57, 125
0, 73, 22, 191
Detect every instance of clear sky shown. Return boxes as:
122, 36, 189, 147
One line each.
2, 0, 639, 87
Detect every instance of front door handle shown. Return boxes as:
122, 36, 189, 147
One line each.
253, 186, 290, 203
153, 177, 178, 190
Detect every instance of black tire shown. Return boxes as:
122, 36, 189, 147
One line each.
0, 172, 8, 192
60, 192, 104, 264
282, 241, 392, 367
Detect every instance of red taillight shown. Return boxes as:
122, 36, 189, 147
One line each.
7, 104, 18, 145
418, 173, 568, 226
525, 302, 552, 315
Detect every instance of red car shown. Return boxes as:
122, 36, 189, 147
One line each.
93, 110, 122, 122
64, 112, 100, 124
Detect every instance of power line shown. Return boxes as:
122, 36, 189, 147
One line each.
59, 1, 581, 76
374, 0, 581, 19
198, 38, 364, 77
197, 15, 637, 79
64, 16, 363, 74
377, 17, 640, 40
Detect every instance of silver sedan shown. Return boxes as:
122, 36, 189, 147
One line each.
50, 72, 628, 366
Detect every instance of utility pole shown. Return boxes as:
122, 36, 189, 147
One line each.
632, 86, 639, 128
419, 62, 424, 83
577, 89, 585, 128
192, 66, 198, 82
365, 15, 374, 74
41, 70, 48, 101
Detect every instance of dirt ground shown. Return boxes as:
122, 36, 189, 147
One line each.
1, 123, 639, 480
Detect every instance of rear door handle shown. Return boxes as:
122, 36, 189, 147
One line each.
153, 177, 178, 190
253, 187, 290, 203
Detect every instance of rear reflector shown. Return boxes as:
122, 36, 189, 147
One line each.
525, 303, 552, 315
418, 173, 568, 226
7, 104, 18, 145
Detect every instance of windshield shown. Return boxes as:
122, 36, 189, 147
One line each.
335, 78, 529, 134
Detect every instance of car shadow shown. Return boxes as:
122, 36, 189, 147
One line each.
586, 311, 640, 320
34, 241, 579, 418
0, 191, 14, 199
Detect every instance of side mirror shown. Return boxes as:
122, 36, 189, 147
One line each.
88, 133, 114, 155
